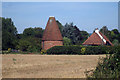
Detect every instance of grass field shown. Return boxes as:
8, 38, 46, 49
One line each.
2, 54, 106, 78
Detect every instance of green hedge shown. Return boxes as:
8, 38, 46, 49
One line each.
47, 45, 120, 55
47, 46, 82, 55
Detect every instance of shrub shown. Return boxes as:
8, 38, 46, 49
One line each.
81, 47, 86, 54
47, 46, 82, 55
85, 47, 120, 78
40, 49, 47, 55
47, 45, 118, 55
8, 48, 11, 53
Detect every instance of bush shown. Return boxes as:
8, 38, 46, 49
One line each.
46, 45, 119, 55
40, 49, 47, 55
84, 46, 112, 55
85, 52, 120, 78
47, 46, 82, 55
8, 48, 11, 53
81, 47, 86, 54
85, 45, 120, 78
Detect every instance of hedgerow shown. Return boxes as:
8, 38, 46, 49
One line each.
46, 45, 118, 55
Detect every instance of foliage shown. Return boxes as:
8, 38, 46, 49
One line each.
47, 46, 82, 55
63, 37, 72, 45
2, 17, 18, 50
40, 49, 47, 54
112, 39, 119, 46
16, 27, 44, 52
62, 22, 89, 45
85, 46, 120, 78
8, 48, 11, 53
17, 37, 42, 52
100, 26, 109, 36
2, 17, 120, 53
47, 45, 118, 55
23, 27, 43, 38
100, 26, 120, 44
81, 47, 86, 54
2, 17, 44, 52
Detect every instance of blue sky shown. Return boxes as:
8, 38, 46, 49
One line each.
2, 2, 118, 33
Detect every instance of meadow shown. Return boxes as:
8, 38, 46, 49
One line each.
2, 54, 105, 78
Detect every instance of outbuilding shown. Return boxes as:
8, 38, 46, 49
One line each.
42, 16, 63, 50
83, 28, 113, 46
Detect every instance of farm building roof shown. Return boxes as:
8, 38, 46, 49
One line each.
42, 17, 63, 41
82, 29, 113, 46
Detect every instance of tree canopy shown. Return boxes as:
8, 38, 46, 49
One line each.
2, 17, 18, 50
2, 17, 120, 51
62, 22, 89, 45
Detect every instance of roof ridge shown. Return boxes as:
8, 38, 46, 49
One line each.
95, 29, 106, 43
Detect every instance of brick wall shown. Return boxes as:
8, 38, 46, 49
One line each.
42, 41, 63, 50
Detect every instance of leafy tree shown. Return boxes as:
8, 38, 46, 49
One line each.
112, 39, 119, 46
100, 26, 120, 44
17, 37, 42, 52
2, 17, 18, 50
16, 39, 31, 51
112, 29, 119, 35
23, 27, 43, 38
62, 22, 89, 45
100, 26, 109, 36
34, 27, 44, 38
63, 37, 72, 45
23, 27, 35, 37
17, 27, 43, 52
80, 31, 89, 43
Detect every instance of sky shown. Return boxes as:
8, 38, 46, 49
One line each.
2, 2, 118, 33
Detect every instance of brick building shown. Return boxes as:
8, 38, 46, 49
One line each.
82, 28, 113, 46
42, 16, 63, 50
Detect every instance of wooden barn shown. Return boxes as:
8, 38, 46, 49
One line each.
82, 28, 113, 46
42, 16, 63, 50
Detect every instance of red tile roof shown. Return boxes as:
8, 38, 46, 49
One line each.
99, 32, 113, 46
42, 17, 63, 41
83, 31, 113, 46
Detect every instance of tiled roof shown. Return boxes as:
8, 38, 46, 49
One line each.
83, 31, 113, 46
99, 32, 113, 46
42, 17, 63, 41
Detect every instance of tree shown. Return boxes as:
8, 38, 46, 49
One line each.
17, 27, 44, 52
112, 29, 119, 35
23, 27, 43, 38
17, 37, 42, 52
34, 27, 44, 38
2, 17, 18, 50
112, 39, 119, 46
100, 26, 109, 36
23, 27, 35, 37
16, 39, 31, 51
100, 26, 120, 44
80, 30, 89, 43
62, 22, 89, 45
63, 37, 72, 45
